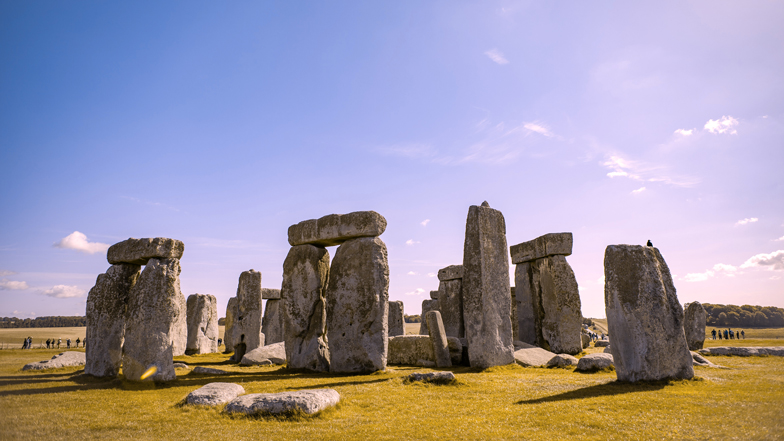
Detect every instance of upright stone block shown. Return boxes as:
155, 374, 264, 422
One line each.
425, 310, 452, 368
462, 202, 514, 368
388, 301, 405, 337
604, 245, 694, 382
419, 299, 439, 335
186, 294, 218, 354
85, 263, 140, 377
437, 279, 464, 338
123, 258, 187, 381
262, 299, 284, 344
510, 287, 518, 343
235, 269, 264, 352
223, 297, 238, 353
429, 290, 439, 300
282, 245, 330, 371
107, 237, 184, 265
288, 211, 387, 247
326, 237, 389, 373
684, 302, 707, 351
514, 262, 537, 345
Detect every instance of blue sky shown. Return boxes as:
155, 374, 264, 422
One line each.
1, 1, 782, 320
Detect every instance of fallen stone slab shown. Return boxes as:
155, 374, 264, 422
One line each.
510, 233, 572, 264
547, 354, 579, 368
173, 363, 189, 369
594, 340, 610, 347
288, 211, 387, 247
405, 372, 456, 384
241, 342, 287, 365
575, 353, 614, 372
437, 265, 463, 281
514, 347, 556, 367
698, 346, 784, 357
691, 351, 723, 368
22, 352, 86, 371
388, 335, 463, 366
225, 389, 340, 415
107, 237, 184, 265
186, 382, 245, 406
192, 366, 229, 375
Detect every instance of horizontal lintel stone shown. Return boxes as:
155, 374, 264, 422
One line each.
107, 237, 184, 265
437, 265, 464, 281
287, 211, 387, 247
510, 233, 572, 264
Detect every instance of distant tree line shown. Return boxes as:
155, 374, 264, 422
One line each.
0, 316, 87, 328
703, 304, 784, 328
404, 314, 421, 323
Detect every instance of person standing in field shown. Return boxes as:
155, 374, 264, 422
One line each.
66, 338, 70, 349
75, 338, 80, 348
741, 330, 745, 339
57, 338, 61, 348
711, 329, 716, 340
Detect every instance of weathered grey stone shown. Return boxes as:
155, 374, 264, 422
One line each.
437, 279, 464, 338
426, 310, 451, 368
513, 346, 556, 367
581, 332, 591, 349
288, 211, 387, 247
387, 301, 405, 337
419, 299, 439, 335
604, 245, 694, 382
235, 269, 264, 352
186, 383, 245, 406
22, 352, 86, 371
510, 287, 518, 345
437, 265, 464, 281
698, 346, 784, 357
326, 237, 389, 373
594, 339, 610, 347
462, 202, 514, 368
510, 233, 572, 265
690, 351, 720, 367
547, 354, 579, 368
186, 294, 218, 355
241, 342, 287, 365
406, 372, 456, 383
575, 353, 614, 372
262, 288, 281, 300
85, 263, 140, 377
223, 297, 238, 353
429, 290, 439, 300
173, 362, 189, 369
107, 237, 184, 265
535, 256, 583, 355
225, 389, 340, 415
603, 346, 612, 353
387, 335, 462, 366
282, 244, 330, 372
262, 299, 283, 344
683, 302, 707, 350
122, 258, 187, 382
514, 262, 537, 345
192, 366, 229, 375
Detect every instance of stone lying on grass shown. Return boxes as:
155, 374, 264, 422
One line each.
173, 363, 189, 369
22, 352, 86, 371
405, 372, 456, 384
547, 354, 578, 368
594, 340, 609, 347
192, 366, 229, 375
225, 389, 340, 415
575, 353, 614, 372
691, 351, 722, 368
186, 382, 245, 406
514, 346, 556, 367
387, 335, 462, 366
603, 346, 612, 353
241, 342, 286, 366
698, 346, 784, 357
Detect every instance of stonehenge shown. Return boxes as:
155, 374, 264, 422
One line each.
262, 289, 284, 345
233, 270, 265, 354
425, 310, 452, 368
511, 233, 583, 355
683, 301, 707, 350
604, 245, 694, 382
419, 298, 439, 335
223, 297, 238, 353
436, 265, 464, 339
388, 300, 405, 337
186, 294, 218, 355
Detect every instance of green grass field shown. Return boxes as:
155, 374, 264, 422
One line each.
1, 327, 783, 440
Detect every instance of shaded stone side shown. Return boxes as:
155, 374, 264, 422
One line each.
462, 202, 514, 368
235, 270, 264, 352
684, 301, 707, 351
437, 279, 464, 338
437, 265, 464, 281
514, 262, 537, 345
536, 256, 583, 355
388, 301, 405, 336
262, 299, 284, 344
604, 245, 694, 382
510, 233, 572, 265
510, 287, 518, 344
282, 245, 330, 371
186, 294, 218, 354
425, 310, 451, 368
326, 237, 389, 373
122, 258, 187, 381
85, 263, 140, 377
419, 299, 439, 335
223, 297, 238, 353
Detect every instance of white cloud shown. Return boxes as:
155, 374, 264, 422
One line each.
632, 187, 646, 194
12, 310, 19, 314
684, 270, 714, 282
740, 250, 784, 271
485, 49, 509, 65
54, 231, 110, 254
776, 236, 784, 242
405, 239, 420, 246
712, 263, 737, 274
421, 219, 430, 227
674, 129, 694, 136
0, 279, 29, 290
601, 154, 699, 188
683, 263, 737, 282
704, 116, 739, 135
40, 285, 86, 298
427, 272, 436, 277
735, 217, 758, 226
597, 275, 605, 285
0, 270, 16, 277
405, 288, 425, 296
522, 122, 554, 137
607, 171, 628, 178
407, 271, 417, 276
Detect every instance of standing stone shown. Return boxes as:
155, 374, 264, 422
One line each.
223, 297, 238, 353
326, 236, 389, 373
282, 245, 330, 371
388, 301, 405, 336
419, 299, 439, 335
122, 258, 187, 381
684, 302, 707, 351
533, 256, 582, 355
235, 270, 264, 353
425, 310, 451, 368
514, 262, 537, 345
604, 245, 694, 382
510, 287, 518, 344
186, 294, 218, 354
462, 202, 514, 368
437, 265, 464, 338
262, 299, 284, 344
85, 263, 141, 377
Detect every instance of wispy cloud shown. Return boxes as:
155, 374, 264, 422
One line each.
407, 271, 417, 276
484, 49, 509, 65
735, 217, 758, 226
776, 236, 784, 242
0, 270, 17, 277
405, 288, 425, 296
420, 219, 430, 227
0, 279, 29, 290
632, 187, 646, 194
427, 272, 436, 278
601, 155, 700, 188
683, 263, 737, 283
53, 231, 110, 255
673, 129, 694, 136
405, 239, 420, 246
740, 250, 784, 271
522, 122, 554, 137
40, 285, 86, 298
597, 275, 605, 285
704, 116, 739, 135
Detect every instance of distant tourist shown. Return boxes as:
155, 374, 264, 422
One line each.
218, 338, 222, 347
711, 329, 716, 340
27, 337, 32, 349
75, 338, 81, 348
723, 329, 729, 340
718, 331, 722, 340
66, 338, 71, 349
22, 338, 27, 350
57, 338, 61, 349
741, 330, 745, 339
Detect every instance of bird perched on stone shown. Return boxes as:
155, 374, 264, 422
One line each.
646, 240, 653, 247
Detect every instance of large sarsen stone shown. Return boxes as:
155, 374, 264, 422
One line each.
262, 299, 283, 344
418, 299, 439, 335
388, 301, 405, 337
510, 233, 572, 264
288, 211, 387, 247
683, 301, 707, 351
186, 294, 218, 354
234, 270, 264, 352
107, 237, 184, 265
225, 389, 340, 415
437, 278, 464, 338
223, 297, 238, 353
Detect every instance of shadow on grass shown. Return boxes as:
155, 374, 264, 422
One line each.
516, 380, 678, 404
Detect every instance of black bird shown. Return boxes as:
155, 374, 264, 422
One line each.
646, 240, 653, 247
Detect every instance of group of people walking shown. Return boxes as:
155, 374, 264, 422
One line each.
711, 328, 744, 340
18, 337, 87, 349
